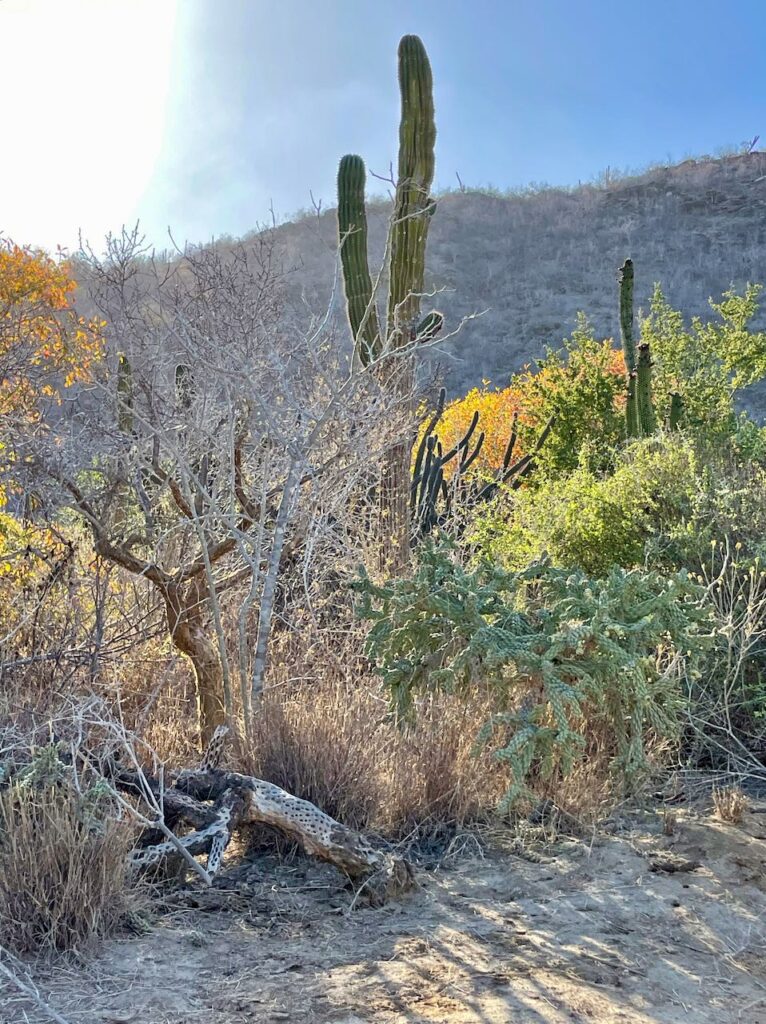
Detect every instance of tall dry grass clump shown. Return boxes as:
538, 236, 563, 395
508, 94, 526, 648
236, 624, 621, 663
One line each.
247, 627, 508, 839
0, 783, 137, 955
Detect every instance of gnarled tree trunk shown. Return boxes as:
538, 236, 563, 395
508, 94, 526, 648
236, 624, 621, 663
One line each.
163, 582, 226, 746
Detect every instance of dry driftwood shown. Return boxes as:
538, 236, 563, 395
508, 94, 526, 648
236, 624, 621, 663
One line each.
116, 728, 413, 905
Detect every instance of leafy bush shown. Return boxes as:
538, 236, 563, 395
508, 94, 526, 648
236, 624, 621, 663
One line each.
427, 317, 625, 483
473, 434, 700, 576
643, 455, 766, 573
356, 541, 706, 809
509, 315, 626, 477
641, 283, 766, 437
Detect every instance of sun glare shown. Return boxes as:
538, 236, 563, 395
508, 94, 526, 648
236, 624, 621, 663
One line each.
0, 0, 178, 253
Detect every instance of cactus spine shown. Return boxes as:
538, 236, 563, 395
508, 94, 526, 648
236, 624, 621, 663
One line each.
337, 35, 440, 364
618, 259, 639, 437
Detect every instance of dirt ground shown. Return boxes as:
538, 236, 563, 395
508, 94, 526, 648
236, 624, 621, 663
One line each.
4, 798, 766, 1024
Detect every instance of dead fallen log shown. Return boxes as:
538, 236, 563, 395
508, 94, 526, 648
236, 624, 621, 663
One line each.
174, 766, 414, 899
111, 730, 413, 905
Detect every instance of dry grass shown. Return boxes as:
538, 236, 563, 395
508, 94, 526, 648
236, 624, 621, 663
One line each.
0, 784, 138, 955
247, 675, 507, 839
241, 627, 508, 839
712, 785, 750, 824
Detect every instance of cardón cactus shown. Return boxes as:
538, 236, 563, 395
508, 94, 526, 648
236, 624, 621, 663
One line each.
387, 34, 437, 346
337, 35, 441, 366
636, 341, 657, 435
618, 259, 639, 437
337, 155, 380, 364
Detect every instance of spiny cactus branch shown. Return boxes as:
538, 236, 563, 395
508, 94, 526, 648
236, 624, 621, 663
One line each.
636, 342, 657, 436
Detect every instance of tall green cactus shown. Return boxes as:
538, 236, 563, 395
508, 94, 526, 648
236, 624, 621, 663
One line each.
387, 34, 437, 345
337, 155, 380, 364
668, 391, 684, 430
337, 35, 440, 365
336, 35, 440, 568
618, 259, 639, 437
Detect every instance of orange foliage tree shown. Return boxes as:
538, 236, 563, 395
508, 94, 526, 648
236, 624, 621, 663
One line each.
0, 240, 103, 422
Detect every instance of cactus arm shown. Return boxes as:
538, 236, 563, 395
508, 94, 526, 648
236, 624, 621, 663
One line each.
502, 411, 520, 471
411, 388, 446, 510
625, 373, 639, 438
668, 391, 684, 430
415, 310, 444, 343
438, 410, 479, 465
337, 155, 381, 365
618, 259, 641, 437
459, 431, 485, 474
618, 259, 636, 372
386, 35, 437, 348
417, 436, 437, 517
476, 415, 555, 502
636, 342, 657, 435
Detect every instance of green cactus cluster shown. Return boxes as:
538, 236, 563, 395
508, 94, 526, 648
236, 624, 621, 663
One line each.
618, 259, 657, 437
411, 387, 554, 539
337, 35, 442, 365
619, 259, 691, 435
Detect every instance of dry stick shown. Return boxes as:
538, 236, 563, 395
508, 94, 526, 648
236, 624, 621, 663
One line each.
236, 448, 271, 741
89, 717, 216, 887
250, 457, 302, 701
0, 952, 74, 1024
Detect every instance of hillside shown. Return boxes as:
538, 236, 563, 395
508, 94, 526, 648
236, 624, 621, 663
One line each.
271, 151, 766, 400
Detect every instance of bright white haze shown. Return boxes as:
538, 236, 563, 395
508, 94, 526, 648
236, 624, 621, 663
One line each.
0, 0, 177, 252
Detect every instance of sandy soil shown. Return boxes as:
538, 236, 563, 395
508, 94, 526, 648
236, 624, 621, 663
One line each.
4, 800, 766, 1024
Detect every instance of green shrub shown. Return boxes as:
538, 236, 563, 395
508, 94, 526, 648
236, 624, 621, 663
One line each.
473, 434, 700, 577
356, 541, 706, 809
641, 283, 766, 437
647, 458, 766, 573
510, 314, 627, 479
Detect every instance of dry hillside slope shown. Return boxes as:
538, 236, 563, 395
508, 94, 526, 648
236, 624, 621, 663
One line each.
269, 151, 766, 403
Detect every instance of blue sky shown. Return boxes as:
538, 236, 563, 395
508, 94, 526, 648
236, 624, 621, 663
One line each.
1, 0, 764, 251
